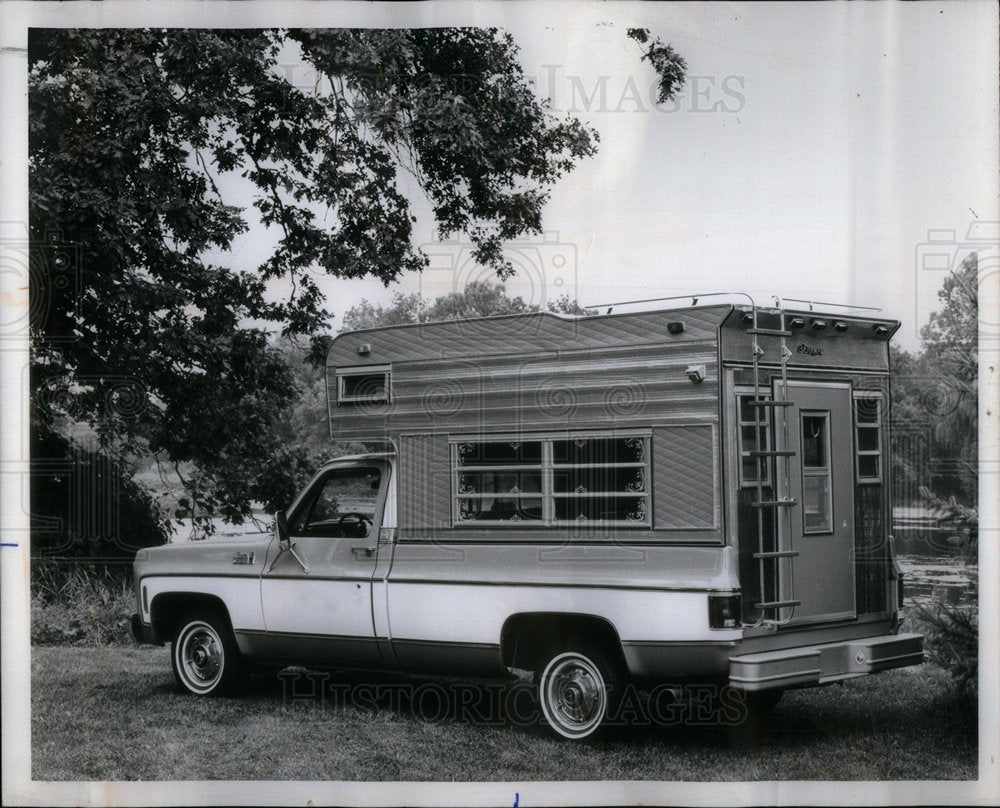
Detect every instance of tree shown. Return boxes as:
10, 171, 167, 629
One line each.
891, 253, 978, 505
29, 27, 685, 544
342, 279, 591, 330
920, 252, 978, 493
891, 254, 979, 698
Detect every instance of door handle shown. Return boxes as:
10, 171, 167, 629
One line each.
352, 546, 376, 560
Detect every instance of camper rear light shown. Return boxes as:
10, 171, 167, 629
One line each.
708, 595, 742, 629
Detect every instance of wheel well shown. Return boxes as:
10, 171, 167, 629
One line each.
149, 592, 232, 644
500, 612, 627, 674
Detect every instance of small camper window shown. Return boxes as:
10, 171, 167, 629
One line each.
737, 393, 772, 486
853, 393, 882, 483
336, 365, 390, 404
800, 412, 833, 534
452, 434, 650, 526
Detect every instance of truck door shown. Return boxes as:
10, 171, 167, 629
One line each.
780, 380, 856, 624
259, 462, 386, 664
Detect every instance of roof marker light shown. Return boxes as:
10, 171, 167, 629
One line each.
811, 319, 827, 330
833, 321, 848, 332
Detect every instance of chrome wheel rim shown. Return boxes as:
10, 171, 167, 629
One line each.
540, 652, 607, 739
177, 622, 224, 693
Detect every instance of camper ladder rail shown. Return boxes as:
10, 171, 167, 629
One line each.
747, 296, 800, 628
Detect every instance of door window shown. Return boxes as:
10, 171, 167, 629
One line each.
800, 412, 833, 533
291, 467, 382, 538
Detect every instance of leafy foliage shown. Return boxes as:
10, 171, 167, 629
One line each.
28, 28, 609, 541
627, 28, 688, 105
31, 562, 135, 646
31, 425, 169, 558
912, 600, 978, 697
890, 253, 978, 504
891, 254, 979, 697
342, 279, 590, 331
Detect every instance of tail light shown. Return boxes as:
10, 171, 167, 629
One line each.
709, 595, 742, 629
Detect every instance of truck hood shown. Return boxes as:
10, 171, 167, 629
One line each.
134, 532, 275, 577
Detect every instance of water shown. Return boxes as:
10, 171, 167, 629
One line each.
898, 554, 977, 608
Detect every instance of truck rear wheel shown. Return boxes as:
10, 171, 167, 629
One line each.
537, 644, 622, 740
171, 611, 243, 696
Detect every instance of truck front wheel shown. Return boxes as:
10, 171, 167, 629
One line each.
537, 645, 622, 740
171, 611, 243, 696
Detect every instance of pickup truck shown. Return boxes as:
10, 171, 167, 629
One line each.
132, 303, 924, 740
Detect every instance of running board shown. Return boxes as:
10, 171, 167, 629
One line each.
729, 633, 924, 691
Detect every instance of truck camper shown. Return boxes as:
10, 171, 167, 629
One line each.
132, 293, 923, 739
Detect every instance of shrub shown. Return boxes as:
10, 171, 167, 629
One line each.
31, 562, 136, 646
908, 491, 978, 697
911, 601, 978, 697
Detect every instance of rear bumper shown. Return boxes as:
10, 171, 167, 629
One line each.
729, 632, 923, 691
130, 613, 161, 646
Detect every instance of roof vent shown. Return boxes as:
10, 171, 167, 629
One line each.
357, 343, 372, 355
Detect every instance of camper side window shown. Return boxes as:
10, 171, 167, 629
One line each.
452, 435, 650, 526
853, 393, 882, 483
737, 393, 772, 486
336, 365, 391, 404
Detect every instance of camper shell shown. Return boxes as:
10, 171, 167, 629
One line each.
325, 298, 921, 684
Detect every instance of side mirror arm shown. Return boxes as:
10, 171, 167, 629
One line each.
267, 511, 310, 574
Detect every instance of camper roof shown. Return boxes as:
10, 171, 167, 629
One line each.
327, 300, 898, 369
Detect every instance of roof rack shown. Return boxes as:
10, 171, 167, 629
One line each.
781, 297, 881, 313
588, 291, 881, 316
590, 291, 758, 315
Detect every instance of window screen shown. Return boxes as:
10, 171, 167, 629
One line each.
452, 435, 650, 526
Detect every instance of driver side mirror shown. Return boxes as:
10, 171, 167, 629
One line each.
275, 510, 290, 549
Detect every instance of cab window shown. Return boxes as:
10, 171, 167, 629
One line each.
291, 467, 382, 538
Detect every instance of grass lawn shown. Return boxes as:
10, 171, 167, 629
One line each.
31, 646, 976, 782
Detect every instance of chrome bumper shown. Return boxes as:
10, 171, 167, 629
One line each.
729, 632, 924, 691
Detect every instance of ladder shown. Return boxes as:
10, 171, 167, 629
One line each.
746, 297, 799, 627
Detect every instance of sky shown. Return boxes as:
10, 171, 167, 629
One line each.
206, 0, 999, 350
7, 1, 992, 348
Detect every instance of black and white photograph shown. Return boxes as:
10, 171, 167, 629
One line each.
1, 1, 997, 806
